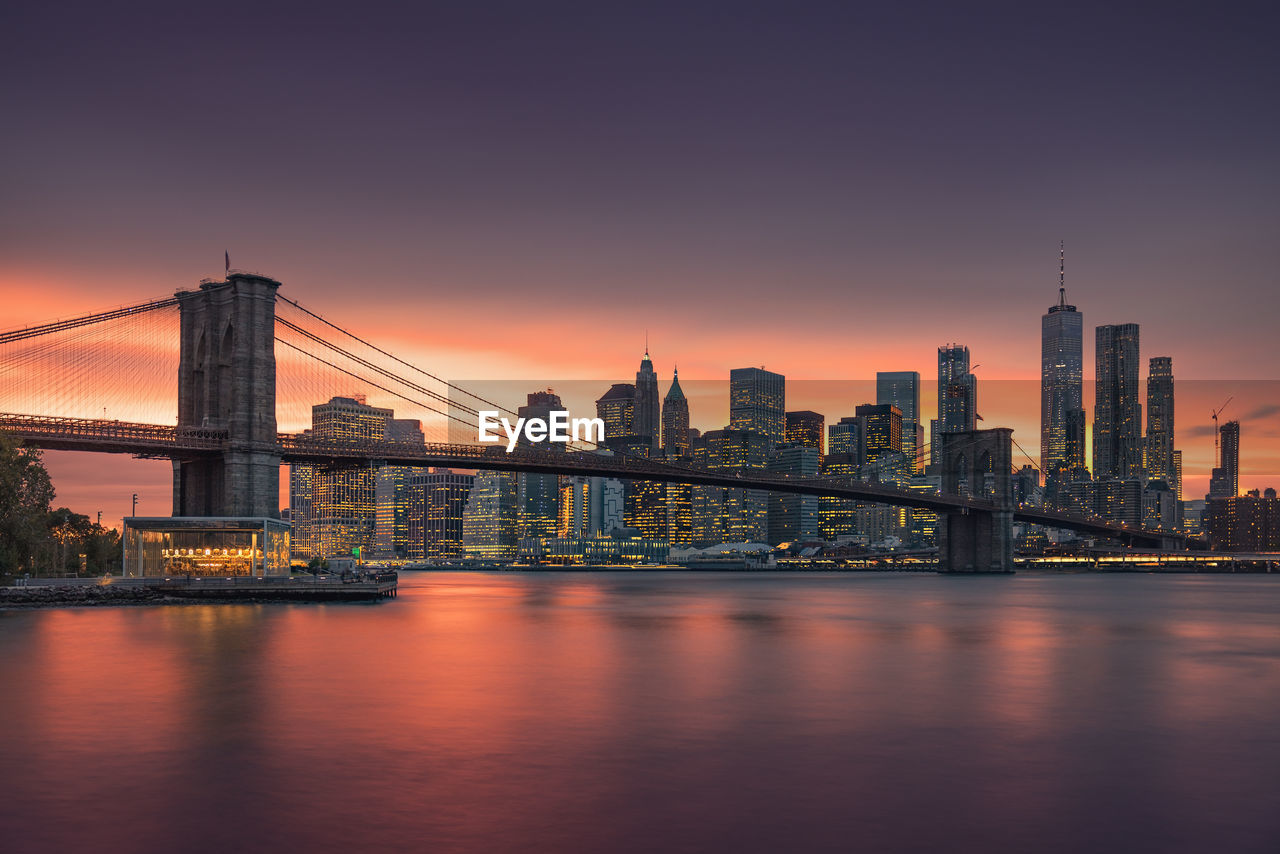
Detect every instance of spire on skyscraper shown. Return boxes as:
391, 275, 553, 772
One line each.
665, 365, 685, 401
1059, 240, 1066, 309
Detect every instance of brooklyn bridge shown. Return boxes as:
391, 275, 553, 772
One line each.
0, 272, 1194, 572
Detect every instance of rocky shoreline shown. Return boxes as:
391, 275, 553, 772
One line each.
2, 574, 399, 608
0, 584, 184, 609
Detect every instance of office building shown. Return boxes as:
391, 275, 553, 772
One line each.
1208, 420, 1240, 498
1145, 356, 1176, 493
938, 345, 977, 434
462, 470, 518, 559
516, 391, 563, 539
877, 371, 921, 472
407, 469, 474, 561
767, 444, 820, 543
519, 529, 669, 565
1204, 492, 1280, 552
1041, 249, 1086, 480
828, 416, 863, 459
855, 403, 902, 464
818, 451, 859, 541
290, 395, 394, 559
785, 410, 825, 453
1094, 323, 1143, 479
662, 368, 691, 455
1065, 478, 1177, 531
633, 348, 661, 450
729, 367, 785, 446
373, 418, 426, 558
691, 428, 770, 545
595, 383, 637, 445
559, 463, 625, 539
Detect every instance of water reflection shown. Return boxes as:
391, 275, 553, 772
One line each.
1, 572, 1279, 853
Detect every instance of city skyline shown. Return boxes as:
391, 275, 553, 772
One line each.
3, 3, 1277, 530
4, 6, 1278, 851
25, 348, 1280, 531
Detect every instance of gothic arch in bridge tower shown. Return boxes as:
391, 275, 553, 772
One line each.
173, 273, 281, 518
937, 428, 1014, 573
218, 321, 234, 423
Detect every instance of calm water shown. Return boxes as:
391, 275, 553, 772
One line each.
1, 571, 1278, 853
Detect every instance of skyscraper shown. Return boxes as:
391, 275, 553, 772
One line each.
661, 368, 691, 455
937, 345, 977, 434
291, 395, 394, 559
1172, 450, 1183, 502
462, 470, 518, 559
855, 403, 902, 464
374, 417, 426, 558
1041, 245, 1085, 478
1209, 421, 1240, 498
1094, 323, 1143, 479
876, 371, 921, 472
768, 444, 820, 543
1145, 356, 1176, 493
729, 367, 785, 446
784, 410, 825, 453
828, 416, 863, 459
595, 383, 637, 445
691, 428, 770, 544
633, 348, 660, 450
517, 391, 563, 539
408, 469, 474, 561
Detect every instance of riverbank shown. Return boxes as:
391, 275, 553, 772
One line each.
1, 573, 399, 609
0, 583, 176, 608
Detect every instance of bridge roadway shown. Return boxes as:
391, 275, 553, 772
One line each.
1, 413, 1189, 548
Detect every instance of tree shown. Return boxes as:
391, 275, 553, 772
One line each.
0, 432, 56, 574
44, 507, 121, 576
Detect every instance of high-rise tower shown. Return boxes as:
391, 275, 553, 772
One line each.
661, 367, 691, 455
729, 367, 785, 446
877, 371, 921, 473
1209, 421, 1240, 498
1094, 323, 1143, 479
1145, 356, 1176, 492
938, 345, 976, 434
1041, 244, 1085, 479
633, 345, 660, 450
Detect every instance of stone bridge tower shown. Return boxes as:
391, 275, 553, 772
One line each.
173, 273, 281, 517
937, 428, 1014, 573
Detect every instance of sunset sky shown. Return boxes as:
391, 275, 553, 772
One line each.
2, 2, 1277, 526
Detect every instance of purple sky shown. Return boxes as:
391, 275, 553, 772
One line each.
2, 2, 1278, 524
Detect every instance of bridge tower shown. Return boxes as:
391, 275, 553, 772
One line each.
173, 273, 281, 517
937, 428, 1015, 573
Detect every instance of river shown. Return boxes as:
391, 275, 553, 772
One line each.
1, 571, 1277, 853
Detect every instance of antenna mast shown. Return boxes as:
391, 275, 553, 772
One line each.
1058, 241, 1066, 308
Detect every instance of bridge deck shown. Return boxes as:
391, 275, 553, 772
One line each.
0, 412, 1192, 548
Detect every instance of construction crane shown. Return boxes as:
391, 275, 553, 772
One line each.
1211, 396, 1233, 467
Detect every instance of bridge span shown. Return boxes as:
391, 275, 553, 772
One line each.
0, 273, 1201, 571
0, 412, 1192, 551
